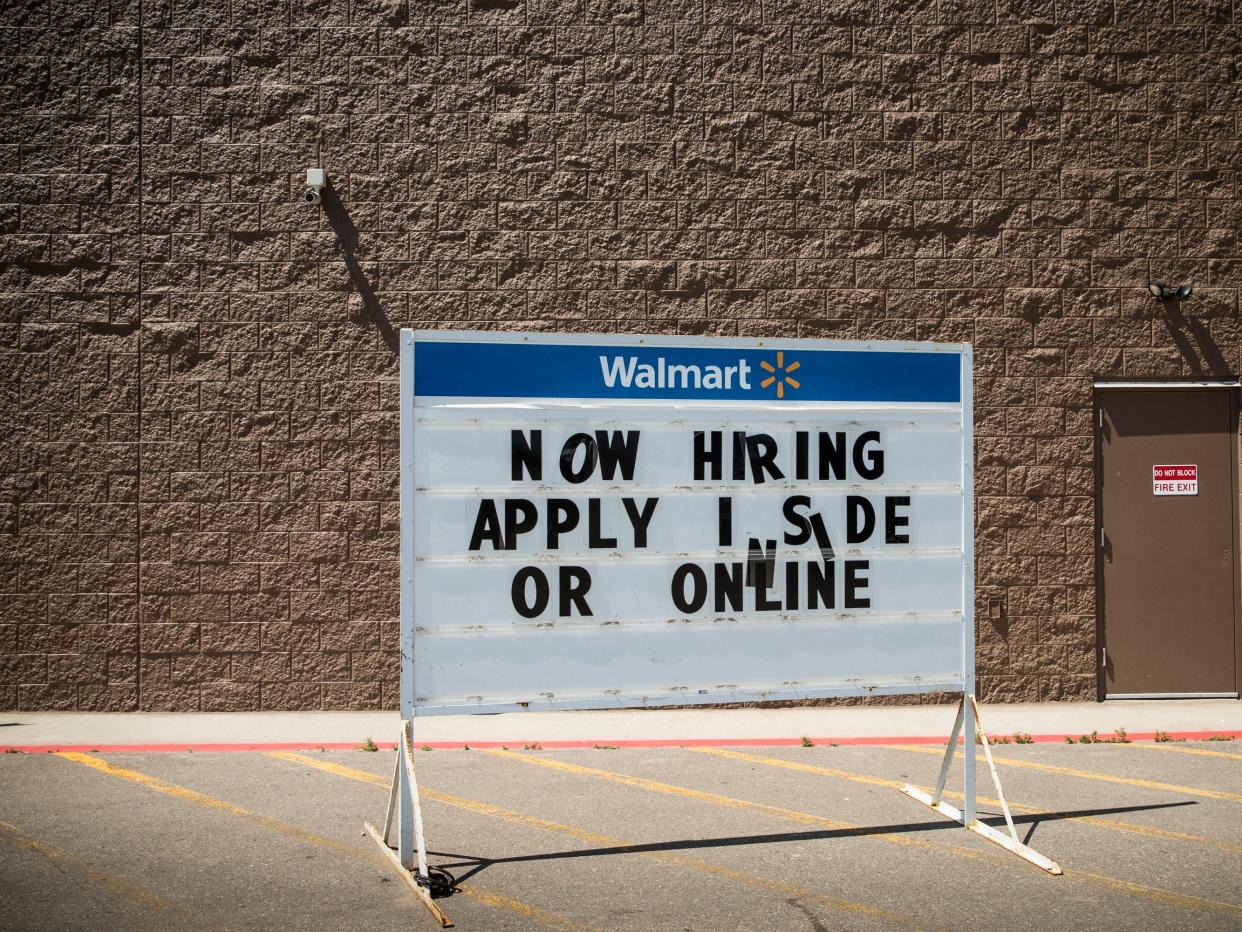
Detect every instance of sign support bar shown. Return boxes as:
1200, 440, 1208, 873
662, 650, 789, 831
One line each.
365, 720, 452, 927
370, 332, 450, 924
900, 695, 1062, 875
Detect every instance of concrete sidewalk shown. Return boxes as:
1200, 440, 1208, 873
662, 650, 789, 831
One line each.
3, 699, 1241, 750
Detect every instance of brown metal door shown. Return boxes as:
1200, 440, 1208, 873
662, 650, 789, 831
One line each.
1098, 388, 1238, 697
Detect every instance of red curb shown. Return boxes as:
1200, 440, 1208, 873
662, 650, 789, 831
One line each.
3, 730, 1240, 753
1, 742, 396, 754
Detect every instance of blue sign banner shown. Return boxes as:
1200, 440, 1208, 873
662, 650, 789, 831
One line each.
414, 340, 961, 404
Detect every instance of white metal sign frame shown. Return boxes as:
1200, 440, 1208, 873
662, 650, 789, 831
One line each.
369, 330, 1057, 923
400, 329, 976, 717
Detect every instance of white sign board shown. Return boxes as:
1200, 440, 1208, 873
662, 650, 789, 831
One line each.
399, 331, 974, 716
1153, 464, 1198, 496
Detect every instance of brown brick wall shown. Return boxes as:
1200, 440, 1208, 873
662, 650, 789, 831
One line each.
2, 0, 1239, 710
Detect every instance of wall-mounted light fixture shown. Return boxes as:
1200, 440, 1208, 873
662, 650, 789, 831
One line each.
1147, 281, 1193, 301
303, 167, 327, 205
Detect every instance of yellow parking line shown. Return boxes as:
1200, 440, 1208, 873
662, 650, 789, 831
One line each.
692, 747, 1242, 857
1121, 743, 1242, 761
55, 752, 580, 930
890, 745, 1242, 804
455, 887, 597, 932
270, 752, 661, 851
693, 747, 908, 790
483, 749, 1242, 920
482, 747, 986, 860
1060, 815, 1242, 855
57, 751, 357, 853
1073, 869, 1242, 915
269, 751, 929, 930
0, 818, 187, 918
268, 751, 390, 788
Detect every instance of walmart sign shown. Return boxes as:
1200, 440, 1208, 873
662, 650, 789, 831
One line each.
413, 338, 960, 403
400, 330, 972, 717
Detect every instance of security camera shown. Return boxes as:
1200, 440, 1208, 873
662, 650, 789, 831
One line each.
303, 167, 326, 206
1147, 281, 1193, 301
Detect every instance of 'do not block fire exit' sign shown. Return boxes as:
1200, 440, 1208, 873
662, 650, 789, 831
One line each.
1153, 464, 1198, 496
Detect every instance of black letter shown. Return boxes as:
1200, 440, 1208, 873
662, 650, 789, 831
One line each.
745, 434, 784, 485
853, 431, 884, 480
504, 499, 538, 549
546, 498, 578, 549
559, 566, 592, 616
693, 431, 721, 481
560, 433, 597, 483
885, 495, 911, 544
732, 431, 747, 480
795, 431, 809, 480
846, 496, 876, 544
511, 567, 549, 618
469, 500, 503, 551
783, 495, 813, 545
746, 537, 777, 589
511, 430, 541, 481
717, 496, 732, 546
588, 498, 617, 548
785, 561, 799, 611
623, 497, 658, 548
672, 563, 707, 614
809, 512, 835, 562
595, 430, 640, 480
845, 560, 870, 608
808, 560, 835, 609
754, 550, 782, 611
819, 431, 847, 480
713, 562, 744, 612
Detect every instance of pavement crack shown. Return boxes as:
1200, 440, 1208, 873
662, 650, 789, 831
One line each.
786, 896, 831, 932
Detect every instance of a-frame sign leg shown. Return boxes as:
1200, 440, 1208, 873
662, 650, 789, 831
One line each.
900, 695, 1062, 875
364, 720, 453, 927
369, 331, 452, 924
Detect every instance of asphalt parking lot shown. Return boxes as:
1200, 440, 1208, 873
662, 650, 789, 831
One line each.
2, 740, 1241, 931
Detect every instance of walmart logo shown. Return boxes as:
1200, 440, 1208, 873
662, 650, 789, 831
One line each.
599, 355, 753, 391
759, 351, 800, 399
598, 351, 801, 398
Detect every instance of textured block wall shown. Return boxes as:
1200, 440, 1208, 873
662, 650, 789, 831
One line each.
2, 0, 1240, 710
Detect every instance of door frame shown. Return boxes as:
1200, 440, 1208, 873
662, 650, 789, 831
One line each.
1092, 379, 1242, 702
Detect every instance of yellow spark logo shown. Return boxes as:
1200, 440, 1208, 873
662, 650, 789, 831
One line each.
759, 351, 800, 399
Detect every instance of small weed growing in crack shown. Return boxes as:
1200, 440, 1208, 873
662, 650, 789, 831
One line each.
1072, 728, 1130, 744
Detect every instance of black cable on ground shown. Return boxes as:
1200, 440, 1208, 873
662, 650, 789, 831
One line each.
418, 866, 458, 898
